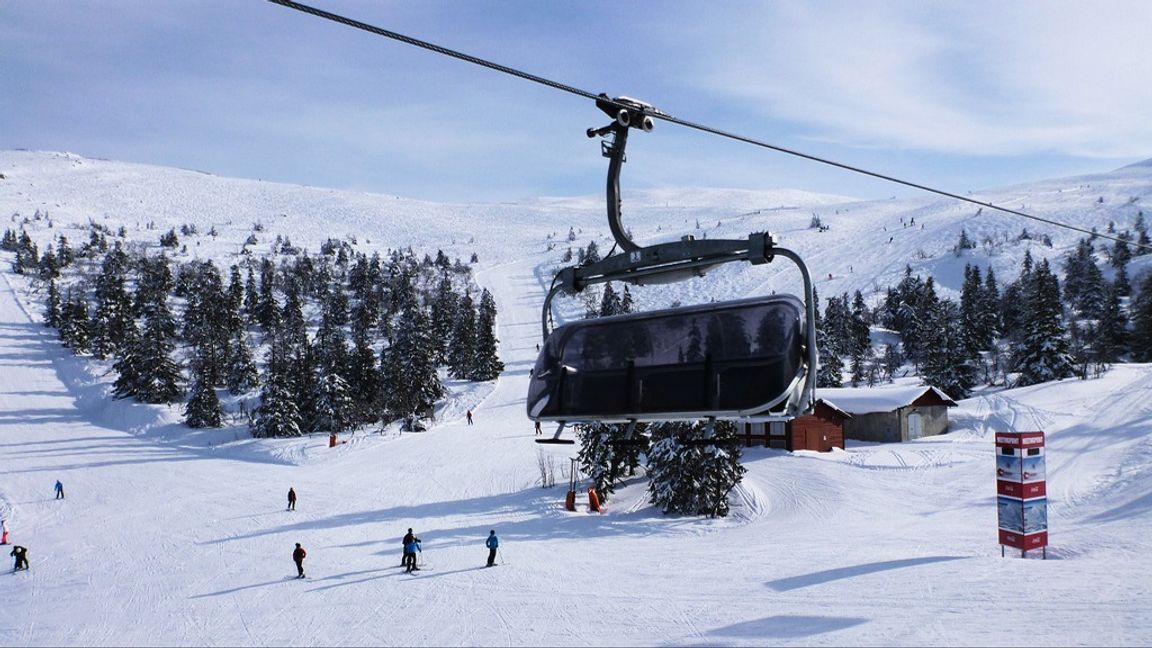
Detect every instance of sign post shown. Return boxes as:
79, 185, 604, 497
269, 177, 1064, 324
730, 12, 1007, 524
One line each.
995, 431, 1048, 558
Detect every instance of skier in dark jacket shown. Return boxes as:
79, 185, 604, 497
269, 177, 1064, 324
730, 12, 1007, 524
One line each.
54, 480, 64, 500
10, 545, 28, 571
292, 543, 306, 578
287, 487, 297, 511
485, 530, 499, 567
402, 528, 420, 570
466, 410, 474, 425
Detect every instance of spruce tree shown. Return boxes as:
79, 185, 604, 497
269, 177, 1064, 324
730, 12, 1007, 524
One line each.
90, 244, 133, 359
347, 326, 382, 425
577, 423, 645, 503
599, 282, 623, 317
1013, 259, 1072, 386
1094, 282, 1128, 364
428, 273, 458, 365
312, 371, 354, 433
470, 288, 504, 381
185, 348, 223, 428
1130, 273, 1152, 362
252, 346, 302, 438
920, 299, 978, 399
381, 304, 443, 421
225, 330, 259, 394
44, 278, 61, 329
646, 420, 746, 518
448, 293, 478, 379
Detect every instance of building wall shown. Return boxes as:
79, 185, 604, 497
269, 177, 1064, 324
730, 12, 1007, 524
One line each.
844, 406, 951, 442
790, 413, 844, 451
899, 405, 950, 440
843, 411, 901, 442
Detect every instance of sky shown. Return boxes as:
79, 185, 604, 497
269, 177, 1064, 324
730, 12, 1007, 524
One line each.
3, 0, 1152, 203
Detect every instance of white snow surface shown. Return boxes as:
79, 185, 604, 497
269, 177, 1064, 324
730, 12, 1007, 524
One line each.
1, 150, 1151, 646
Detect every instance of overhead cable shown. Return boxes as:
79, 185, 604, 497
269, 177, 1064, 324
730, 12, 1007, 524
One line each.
267, 0, 1147, 251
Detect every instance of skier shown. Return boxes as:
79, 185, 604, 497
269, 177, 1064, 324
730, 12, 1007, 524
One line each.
402, 528, 420, 568
287, 487, 297, 511
485, 529, 499, 567
1, 519, 8, 545
292, 542, 306, 578
10, 545, 28, 571
54, 480, 64, 500
404, 534, 422, 573
534, 420, 542, 436
466, 410, 473, 425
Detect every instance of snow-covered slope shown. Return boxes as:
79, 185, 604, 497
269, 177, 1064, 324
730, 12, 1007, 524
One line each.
1, 150, 1151, 646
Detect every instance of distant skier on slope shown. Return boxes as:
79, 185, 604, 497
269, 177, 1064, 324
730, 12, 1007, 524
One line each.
402, 528, 420, 569
10, 545, 28, 571
466, 410, 473, 425
485, 530, 499, 567
404, 535, 422, 573
287, 487, 297, 511
292, 543, 306, 578
54, 480, 64, 500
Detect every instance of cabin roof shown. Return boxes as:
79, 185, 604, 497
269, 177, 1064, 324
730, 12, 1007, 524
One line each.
817, 385, 957, 415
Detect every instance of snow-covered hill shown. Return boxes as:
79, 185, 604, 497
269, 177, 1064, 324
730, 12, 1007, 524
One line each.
1, 150, 1150, 646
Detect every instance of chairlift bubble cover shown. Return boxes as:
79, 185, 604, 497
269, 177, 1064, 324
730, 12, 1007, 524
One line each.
527, 295, 806, 422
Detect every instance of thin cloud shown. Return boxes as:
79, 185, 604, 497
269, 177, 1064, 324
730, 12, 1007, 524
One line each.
688, 2, 1152, 159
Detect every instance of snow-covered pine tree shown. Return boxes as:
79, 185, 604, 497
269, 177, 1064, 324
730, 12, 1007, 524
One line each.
1013, 259, 1072, 386
580, 422, 645, 502
54, 235, 72, 267
919, 299, 978, 399
381, 303, 443, 421
470, 288, 504, 381
44, 278, 61, 328
252, 345, 303, 438
815, 290, 843, 387
1129, 273, 1152, 362
347, 324, 382, 425
90, 244, 133, 359
312, 371, 354, 433
225, 329, 259, 394
620, 285, 634, 314
599, 282, 623, 317
428, 272, 458, 365
646, 420, 746, 518
447, 293, 477, 379
184, 347, 222, 428
59, 291, 91, 352
1094, 282, 1128, 365
256, 257, 278, 332
243, 265, 259, 325
111, 320, 144, 400
182, 261, 231, 389
1135, 211, 1150, 255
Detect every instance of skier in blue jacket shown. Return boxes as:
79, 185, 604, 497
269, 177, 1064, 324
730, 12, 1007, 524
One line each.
404, 536, 421, 573
485, 530, 499, 567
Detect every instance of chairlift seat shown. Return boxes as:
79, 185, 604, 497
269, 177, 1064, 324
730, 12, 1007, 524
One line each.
527, 295, 806, 422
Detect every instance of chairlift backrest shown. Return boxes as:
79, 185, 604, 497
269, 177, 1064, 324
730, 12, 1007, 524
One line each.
527, 294, 807, 422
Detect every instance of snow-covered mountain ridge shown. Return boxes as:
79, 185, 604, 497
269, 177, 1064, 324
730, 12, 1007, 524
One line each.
4, 148, 1151, 310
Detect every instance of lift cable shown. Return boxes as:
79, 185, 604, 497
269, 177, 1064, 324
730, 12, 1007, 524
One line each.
267, 0, 1147, 252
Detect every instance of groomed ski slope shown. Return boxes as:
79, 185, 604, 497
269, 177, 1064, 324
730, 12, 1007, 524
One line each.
2, 246, 1151, 647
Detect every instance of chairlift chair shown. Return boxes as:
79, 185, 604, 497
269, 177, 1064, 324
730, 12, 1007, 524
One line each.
530, 95, 818, 444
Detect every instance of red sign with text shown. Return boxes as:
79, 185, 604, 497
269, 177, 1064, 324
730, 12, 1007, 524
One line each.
995, 431, 1048, 555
